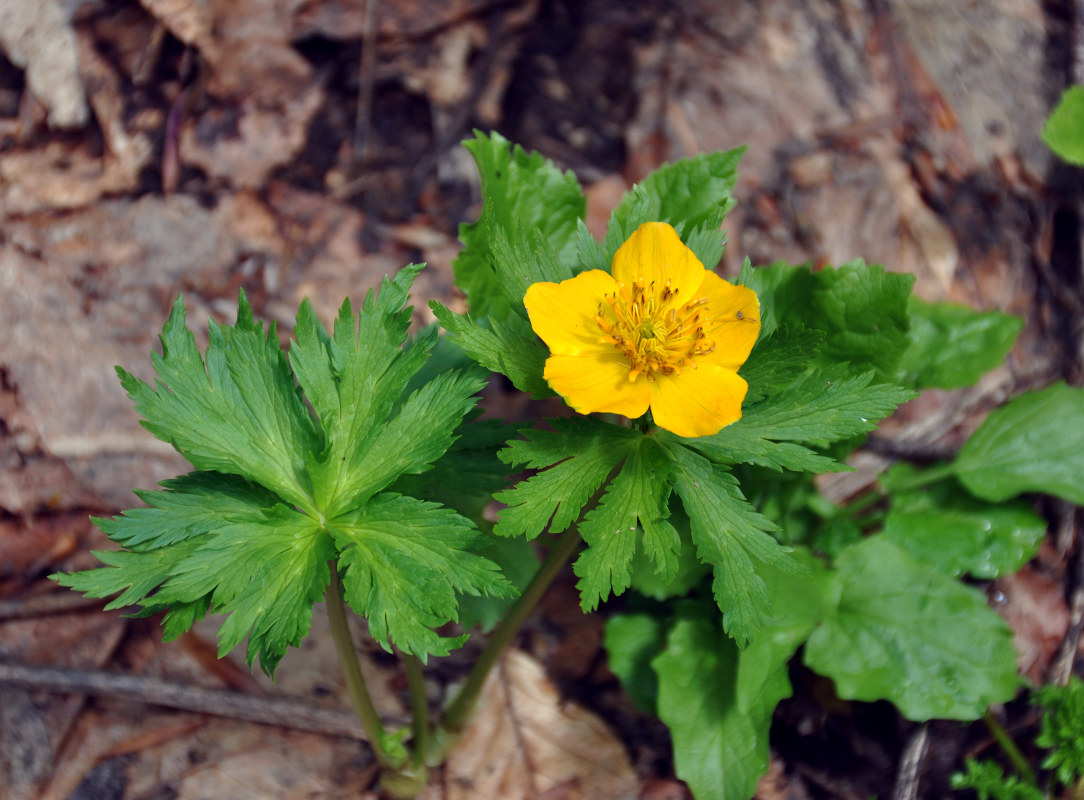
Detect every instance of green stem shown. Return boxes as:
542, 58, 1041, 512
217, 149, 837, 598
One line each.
882, 461, 958, 493
402, 653, 429, 767
983, 709, 1036, 786
441, 525, 582, 735
325, 562, 401, 770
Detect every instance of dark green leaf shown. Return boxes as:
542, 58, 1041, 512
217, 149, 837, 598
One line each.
653, 612, 789, 800
332, 494, 513, 658
494, 418, 638, 539
951, 383, 1084, 504
735, 548, 839, 712
883, 469, 1045, 578
898, 297, 1023, 389
604, 611, 667, 712
804, 536, 1020, 720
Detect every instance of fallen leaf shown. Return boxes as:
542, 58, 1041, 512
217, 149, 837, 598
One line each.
445, 649, 638, 800
995, 566, 1070, 683
0, 0, 87, 127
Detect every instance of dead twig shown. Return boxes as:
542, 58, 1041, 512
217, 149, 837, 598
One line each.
891, 723, 929, 800
0, 660, 375, 742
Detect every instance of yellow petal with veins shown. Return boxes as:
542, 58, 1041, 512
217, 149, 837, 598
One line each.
525, 270, 617, 356
610, 222, 704, 310
650, 365, 749, 439
695, 271, 761, 370
543, 353, 652, 418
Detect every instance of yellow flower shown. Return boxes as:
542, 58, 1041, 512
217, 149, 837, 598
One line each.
524, 221, 760, 438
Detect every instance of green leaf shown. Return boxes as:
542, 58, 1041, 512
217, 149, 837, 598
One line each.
738, 325, 824, 404
62, 472, 334, 675
494, 418, 638, 539
951, 760, 1044, 800
735, 548, 840, 713
489, 227, 575, 318
811, 260, 914, 377
653, 612, 790, 800
604, 611, 667, 712
430, 302, 551, 397
883, 469, 1046, 578
804, 536, 1020, 720
1043, 85, 1084, 165
684, 365, 913, 473
743, 261, 914, 378
897, 297, 1023, 389
590, 148, 744, 269
629, 502, 711, 600
574, 437, 678, 610
118, 293, 321, 513
665, 442, 803, 646
454, 131, 584, 319
1035, 677, 1084, 786
455, 532, 537, 633
392, 415, 521, 521
331, 494, 513, 658
61, 272, 509, 672
951, 383, 1084, 504
291, 266, 483, 516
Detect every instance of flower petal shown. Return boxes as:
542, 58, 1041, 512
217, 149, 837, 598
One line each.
544, 353, 651, 419
697, 272, 762, 369
611, 222, 704, 309
525, 270, 617, 356
649, 365, 748, 438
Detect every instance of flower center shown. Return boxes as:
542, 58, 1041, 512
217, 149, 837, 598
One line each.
596, 278, 717, 381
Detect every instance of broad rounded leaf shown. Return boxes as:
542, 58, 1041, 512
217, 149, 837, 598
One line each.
804, 537, 1019, 721
952, 383, 1084, 505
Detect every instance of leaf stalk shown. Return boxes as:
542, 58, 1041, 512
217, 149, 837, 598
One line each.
325, 562, 402, 770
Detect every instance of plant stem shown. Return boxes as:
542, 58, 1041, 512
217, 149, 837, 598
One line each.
882, 461, 957, 493
402, 653, 429, 767
325, 562, 401, 770
983, 709, 1036, 786
441, 524, 582, 735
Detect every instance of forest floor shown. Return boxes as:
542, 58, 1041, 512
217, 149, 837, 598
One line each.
1, 1, 1082, 798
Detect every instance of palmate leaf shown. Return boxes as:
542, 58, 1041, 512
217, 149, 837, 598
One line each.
741, 260, 914, 380
60, 472, 332, 674
664, 442, 804, 647
454, 131, 584, 320
494, 417, 639, 539
684, 365, 914, 473
118, 293, 321, 514
57, 267, 507, 674
331, 494, 513, 659
574, 437, 679, 610
579, 147, 744, 271
429, 301, 551, 397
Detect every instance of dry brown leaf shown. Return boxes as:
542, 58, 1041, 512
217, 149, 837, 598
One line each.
996, 566, 1071, 684
0, 32, 150, 216
0, 0, 87, 128
445, 649, 638, 800
179, 82, 325, 188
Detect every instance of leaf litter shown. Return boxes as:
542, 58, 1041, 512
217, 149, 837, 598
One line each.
0, 0, 1078, 797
